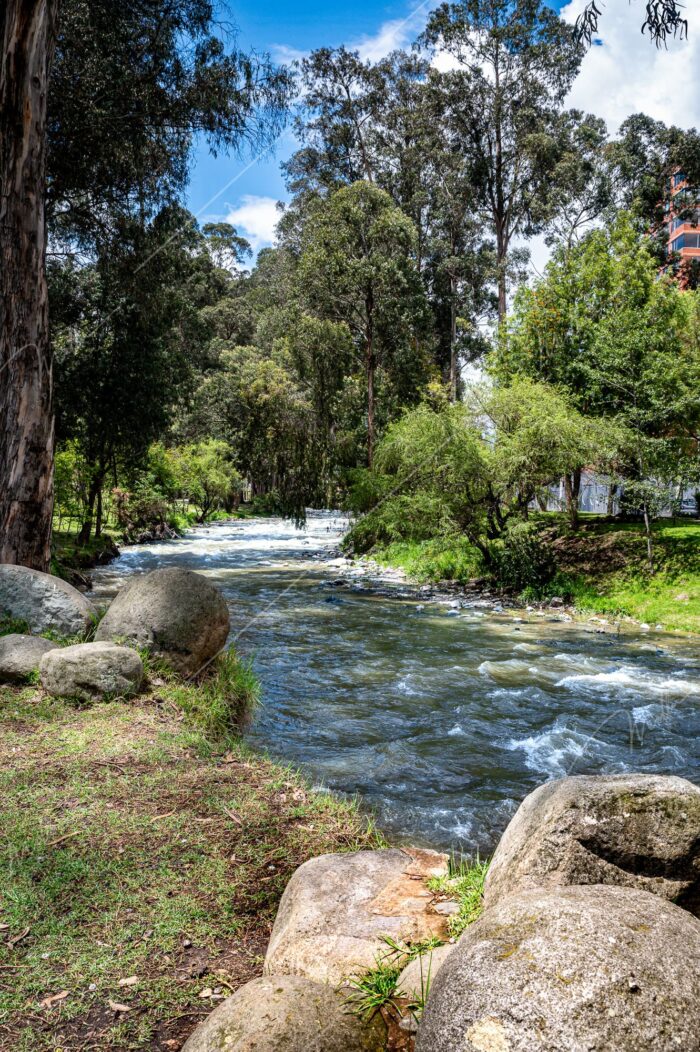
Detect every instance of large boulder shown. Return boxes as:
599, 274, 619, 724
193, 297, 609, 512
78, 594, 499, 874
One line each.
182, 975, 386, 1052
39, 641, 143, 701
0, 634, 57, 683
95, 567, 229, 677
417, 884, 700, 1052
0, 564, 97, 637
264, 847, 451, 986
484, 773, 700, 914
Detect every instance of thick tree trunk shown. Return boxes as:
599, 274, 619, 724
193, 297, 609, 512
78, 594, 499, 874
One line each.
0, 0, 58, 570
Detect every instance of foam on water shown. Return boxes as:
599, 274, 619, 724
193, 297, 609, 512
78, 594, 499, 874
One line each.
91, 511, 700, 854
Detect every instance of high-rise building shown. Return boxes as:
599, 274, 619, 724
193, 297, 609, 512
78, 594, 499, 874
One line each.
664, 170, 700, 285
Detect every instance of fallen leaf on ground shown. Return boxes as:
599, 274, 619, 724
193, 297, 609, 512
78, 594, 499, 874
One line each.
7, 927, 30, 948
108, 1000, 132, 1013
39, 990, 69, 1008
118, 976, 138, 987
198, 988, 213, 998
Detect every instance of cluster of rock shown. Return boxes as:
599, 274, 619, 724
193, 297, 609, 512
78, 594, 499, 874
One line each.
0, 563, 230, 698
185, 772, 700, 1052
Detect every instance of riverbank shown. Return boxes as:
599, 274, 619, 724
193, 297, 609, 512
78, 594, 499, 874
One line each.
0, 684, 383, 1051
360, 518, 700, 635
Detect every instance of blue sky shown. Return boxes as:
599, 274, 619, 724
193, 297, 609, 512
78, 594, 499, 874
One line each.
186, 0, 699, 259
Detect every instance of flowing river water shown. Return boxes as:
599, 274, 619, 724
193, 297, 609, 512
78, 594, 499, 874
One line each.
90, 512, 700, 855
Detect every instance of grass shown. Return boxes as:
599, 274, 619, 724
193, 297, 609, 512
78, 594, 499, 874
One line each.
427, 857, 489, 939
0, 683, 383, 1051
367, 537, 484, 585
346, 859, 489, 1027
538, 518, 700, 634
364, 517, 700, 635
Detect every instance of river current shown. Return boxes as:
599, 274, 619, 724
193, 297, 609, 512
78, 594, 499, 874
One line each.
90, 512, 700, 855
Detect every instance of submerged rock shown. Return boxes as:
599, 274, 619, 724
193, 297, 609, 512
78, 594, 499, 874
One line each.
484, 773, 700, 914
264, 847, 451, 985
0, 634, 57, 683
95, 567, 229, 677
181, 975, 386, 1051
0, 564, 97, 637
417, 885, 700, 1052
40, 641, 143, 701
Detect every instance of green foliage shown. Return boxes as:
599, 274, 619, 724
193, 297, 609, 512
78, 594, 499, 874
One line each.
491, 522, 557, 592
164, 649, 261, 740
366, 538, 484, 584
427, 856, 489, 938
0, 614, 31, 637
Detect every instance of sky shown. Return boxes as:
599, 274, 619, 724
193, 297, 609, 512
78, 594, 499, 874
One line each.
187, 0, 700, 265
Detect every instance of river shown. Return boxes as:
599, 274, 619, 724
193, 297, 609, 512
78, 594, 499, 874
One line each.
90, 512, 700, 855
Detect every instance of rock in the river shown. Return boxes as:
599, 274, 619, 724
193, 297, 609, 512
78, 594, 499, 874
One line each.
484, 773, 700, 913
264, 848, 451, 985
396, 944, 454, 1001
0, 564, 97, 637
40, 641, 143, 701
182, 975, 386, 1052
417, 885, 700, 1052
95, 567, 229, 677
0, 634, 57, 683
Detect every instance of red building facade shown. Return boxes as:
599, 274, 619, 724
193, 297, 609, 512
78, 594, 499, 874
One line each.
664, 171, 700, 284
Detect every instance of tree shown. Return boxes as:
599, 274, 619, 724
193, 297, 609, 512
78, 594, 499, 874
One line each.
170, 440, 241, 522
296, 182, 429, 465
421, 0, 583, 322
0, 0, 59, 570
499, 215, 700, 541
1, 0, 289, 568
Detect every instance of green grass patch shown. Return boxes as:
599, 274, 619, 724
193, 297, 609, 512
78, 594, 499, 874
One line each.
0, 685, 383, 1050
368, 537, 484, 585
156, 648, 262, 738
428, 857, 489, 938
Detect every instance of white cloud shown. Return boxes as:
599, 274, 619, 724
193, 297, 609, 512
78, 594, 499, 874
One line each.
354, 0, 432, 62
561, 0, 700, 133
225, 195, 281, 252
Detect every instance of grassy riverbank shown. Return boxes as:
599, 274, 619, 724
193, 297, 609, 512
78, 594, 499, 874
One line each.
0, 684, 382, 1051
366, 517, 700, 634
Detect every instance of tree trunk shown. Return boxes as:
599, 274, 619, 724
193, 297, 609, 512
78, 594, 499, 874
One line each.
449, 273, 458, 402
77, 477, 99, 547
0, 0, 59, 570
365, 294, 375, 467
643, 503, 654, 575
606, 483, 617, 517
563, 469, 582, 531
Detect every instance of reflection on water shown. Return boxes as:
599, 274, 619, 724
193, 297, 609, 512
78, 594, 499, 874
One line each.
91, 512, 700, 854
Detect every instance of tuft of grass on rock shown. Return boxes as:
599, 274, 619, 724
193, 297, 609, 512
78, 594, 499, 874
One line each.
428, 856, 489, 938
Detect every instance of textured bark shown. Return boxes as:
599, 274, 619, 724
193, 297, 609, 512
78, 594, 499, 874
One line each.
0, 0, 58, 570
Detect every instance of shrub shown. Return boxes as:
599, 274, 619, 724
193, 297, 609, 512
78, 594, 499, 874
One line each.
491, 522, 556, 592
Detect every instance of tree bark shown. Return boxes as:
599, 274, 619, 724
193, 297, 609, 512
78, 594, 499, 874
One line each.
563, 468, 582, 531
0, 0, 59, 570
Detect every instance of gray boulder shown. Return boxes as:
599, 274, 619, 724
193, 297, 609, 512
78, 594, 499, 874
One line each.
485, 773, 700, 914
181, 975, 386, 1052
0, 634, 57, 683
0, 564, 97, 637
40, 641, 143, 701
95, 567, 229, 677
417, 885, 700, 1052
396, 943, 454, 1002
264, 847, 451, 986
